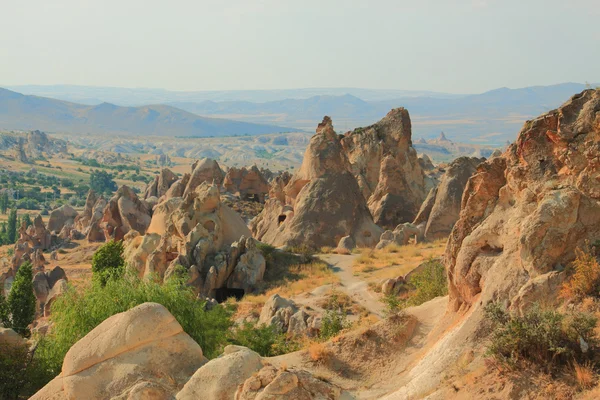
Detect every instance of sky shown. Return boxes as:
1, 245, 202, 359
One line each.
1, 0, 598, 94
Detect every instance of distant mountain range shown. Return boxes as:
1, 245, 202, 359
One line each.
0, 88, 292, 137
168, 83, 591, 143
1, 83, 594, 144
4, 85, 463, 104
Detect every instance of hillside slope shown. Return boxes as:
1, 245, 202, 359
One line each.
0, 88, 293, 137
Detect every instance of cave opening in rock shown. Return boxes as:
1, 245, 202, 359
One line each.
215, 287, 245, 303
278, 215, 287, 225
244, 193, 261, 203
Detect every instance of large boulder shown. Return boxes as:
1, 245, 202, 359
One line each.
47, 205, 79, 233
176, 345, 263, 400
341, 108, 427, 229
447, 89, 600, 312
236, 365, 344, 400
251, 117, 382, 249
31, 303, 207, 400
413, 157, 483, 240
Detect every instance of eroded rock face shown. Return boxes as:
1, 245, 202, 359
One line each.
101, 186, 152, 241
74, 190, 107, 241
47, 205, 79, 233
144, 168, 179, 200
176, 345, 262, 400
341, 108, 426, 228
223, 165, 269, 202
184, 158, 225, 196
236, 365, 344, 400
10, 216, 52, 270
31, 303, 207, 400
124, 182, 261, 298
447, 89, 600, 312
414, 156, 483, 240
251, 117, 382, 249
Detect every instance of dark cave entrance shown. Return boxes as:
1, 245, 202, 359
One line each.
215, 287, 245, 303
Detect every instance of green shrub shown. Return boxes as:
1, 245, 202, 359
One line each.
484, 302, 597, 370
36, 273, 234, 378
0, 342, 49, 399
228, 321, 302, 357
91, 240, 125, 286
320, 308, 348, 340
5, 262, 36, 337
404, 258, 448, 307
382, 293, 402, 316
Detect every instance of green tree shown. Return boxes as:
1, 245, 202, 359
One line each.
6, 262, 36, 337
0, 192, 9, 214
89, 170, 117, 194
0, 291, 9, 327
7, 209, 17, 244
91, 240, 125, 286
19, 213, 32, 230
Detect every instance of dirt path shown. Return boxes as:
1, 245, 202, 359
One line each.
318, 253, 385, 318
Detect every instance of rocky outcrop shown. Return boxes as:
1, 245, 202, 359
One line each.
144, 168, 179, 200
32, 266, 67, 316
184, 158, 225, 196
413, 157, 483, 240
10, 215, 52, 270
31, 302, 345, 400
31, 303, 207, 400
26, 130, 67, 158
124, 182, 261, 298
341, 108, 427, 228
447, 89, 600, 312
223, 165, 269, 202
74, 190, 106, 239
100, 186, 152, 241
236, 365, 343, 400
251, 117, 382, 249
47, 205, 79, 233
268, 170, 292, 203
177, 345, 263, 400
259, 294, 321, 337
376, 222, 423, 249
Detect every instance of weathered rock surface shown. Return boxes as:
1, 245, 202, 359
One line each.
184, 158, 225, 196
341, 108, 426, 228
414, 156, 483, 240
101, 186, 152, 241
47, 205, 79, 233
447, 89, 600, 312
74, 190, 107, 240
259, 294, 320, 337
176, 345, 262, 400
31, 303, 207, 400
251, 117, 382, 249
144, 168, 179, 200
125, 182, 260, 298
376, 223, 423, 249
223, 165, 269, 202
236, 365, 344, 400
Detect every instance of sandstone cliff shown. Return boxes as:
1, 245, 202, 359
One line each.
341, 108, 426, 228
251, 117, 382, 249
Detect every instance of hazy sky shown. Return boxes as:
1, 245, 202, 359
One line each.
1, 0, 598, 94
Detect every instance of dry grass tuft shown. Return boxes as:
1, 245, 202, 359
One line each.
561, 247, 600, 301
308, 342, 331, 364
573, 360, 596, 390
